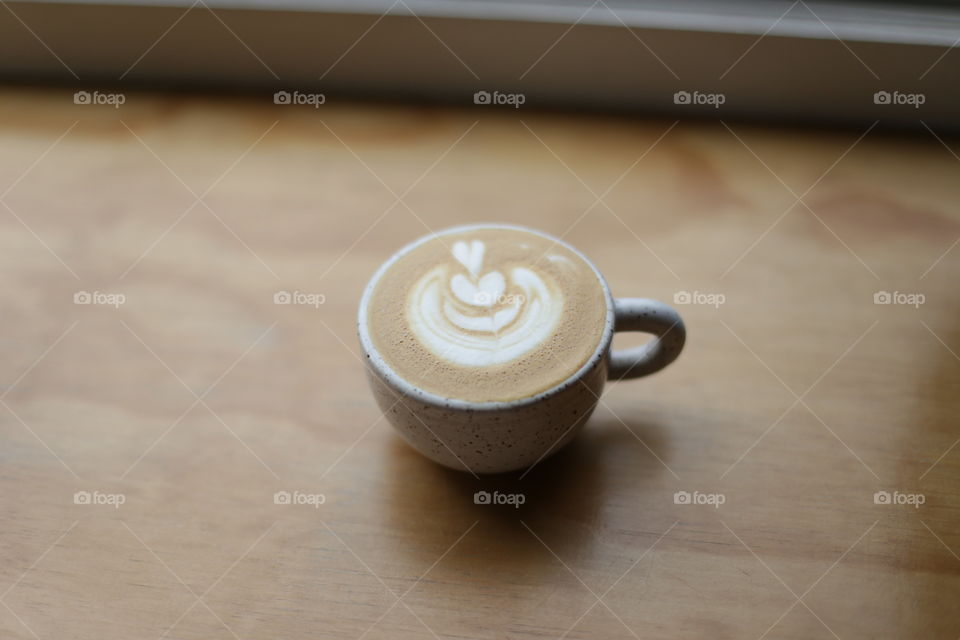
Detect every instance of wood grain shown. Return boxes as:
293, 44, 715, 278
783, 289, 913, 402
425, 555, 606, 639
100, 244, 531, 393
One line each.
1, 87, 959, 639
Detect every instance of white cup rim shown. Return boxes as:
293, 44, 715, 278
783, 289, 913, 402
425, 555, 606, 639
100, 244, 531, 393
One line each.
357, 223, 616, 411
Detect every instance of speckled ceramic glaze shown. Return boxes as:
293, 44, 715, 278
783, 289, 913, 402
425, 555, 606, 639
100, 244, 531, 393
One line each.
358, 224, 686, 474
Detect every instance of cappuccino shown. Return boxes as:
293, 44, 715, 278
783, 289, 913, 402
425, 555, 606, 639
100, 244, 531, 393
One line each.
364, 225, 607, 402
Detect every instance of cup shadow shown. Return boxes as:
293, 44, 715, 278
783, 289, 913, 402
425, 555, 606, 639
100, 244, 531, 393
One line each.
378, 414, 672, 574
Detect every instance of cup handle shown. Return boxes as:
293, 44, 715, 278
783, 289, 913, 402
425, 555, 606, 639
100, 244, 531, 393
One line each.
608, 298, 686, 380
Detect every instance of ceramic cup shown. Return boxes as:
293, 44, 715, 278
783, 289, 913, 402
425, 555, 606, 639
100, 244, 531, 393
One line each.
358, 224, 686, 473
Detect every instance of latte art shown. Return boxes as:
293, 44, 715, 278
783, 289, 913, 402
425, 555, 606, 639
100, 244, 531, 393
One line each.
407, 240, 564, 367
363, 226, 608, 402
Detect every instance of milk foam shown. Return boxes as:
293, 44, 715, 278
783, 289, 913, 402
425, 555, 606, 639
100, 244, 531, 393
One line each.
406, 239, 564, 367
366, 226, 608, 402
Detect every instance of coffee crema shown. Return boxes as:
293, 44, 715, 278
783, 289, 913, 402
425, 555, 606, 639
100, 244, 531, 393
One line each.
365, 226, 608, 403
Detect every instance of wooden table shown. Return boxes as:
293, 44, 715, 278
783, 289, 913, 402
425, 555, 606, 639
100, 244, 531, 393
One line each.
1, 87, 958, 639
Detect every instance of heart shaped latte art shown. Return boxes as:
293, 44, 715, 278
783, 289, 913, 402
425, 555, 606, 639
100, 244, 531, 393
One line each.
406, 238, 564, 367
452, 240, 484, 277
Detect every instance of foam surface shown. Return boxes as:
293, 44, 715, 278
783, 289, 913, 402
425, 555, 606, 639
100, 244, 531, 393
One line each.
367, 227, 607, 403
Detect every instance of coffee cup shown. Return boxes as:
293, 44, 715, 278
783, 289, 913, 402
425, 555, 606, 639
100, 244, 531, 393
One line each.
358, 224, 685, 473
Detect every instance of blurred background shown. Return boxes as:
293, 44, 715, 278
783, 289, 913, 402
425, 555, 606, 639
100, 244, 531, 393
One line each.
2, 0, 958, 128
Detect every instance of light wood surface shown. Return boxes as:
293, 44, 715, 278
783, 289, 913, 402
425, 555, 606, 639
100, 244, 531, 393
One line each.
1, 87, 959, 639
